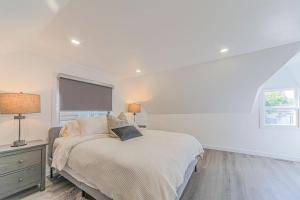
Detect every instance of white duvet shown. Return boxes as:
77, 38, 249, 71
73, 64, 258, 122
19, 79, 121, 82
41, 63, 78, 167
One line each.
52, 129, 203, 200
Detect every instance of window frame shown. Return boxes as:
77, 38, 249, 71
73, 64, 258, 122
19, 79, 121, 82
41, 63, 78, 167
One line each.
260, 88, 300, 129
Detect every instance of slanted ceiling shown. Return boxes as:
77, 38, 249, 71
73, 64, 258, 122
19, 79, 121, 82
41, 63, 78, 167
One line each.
1, 0, 300, 79
284, 54, 300, 86
1, 0, 300, 114
116, 43, 300, 114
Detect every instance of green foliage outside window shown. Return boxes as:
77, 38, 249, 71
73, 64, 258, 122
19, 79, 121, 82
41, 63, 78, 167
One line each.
264, 91, 290, 107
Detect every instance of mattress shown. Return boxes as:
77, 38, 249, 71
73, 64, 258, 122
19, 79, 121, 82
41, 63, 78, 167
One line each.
60, 157, 199, 200
52, 130, 204, 200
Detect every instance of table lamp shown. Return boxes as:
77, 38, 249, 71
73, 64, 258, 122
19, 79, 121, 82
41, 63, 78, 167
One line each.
128, 103, 141, 122
0, 92, 41, 147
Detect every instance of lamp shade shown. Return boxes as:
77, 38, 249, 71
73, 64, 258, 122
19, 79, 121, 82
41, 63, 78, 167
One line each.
0, 93, 41, 114
128, 103, 141, 113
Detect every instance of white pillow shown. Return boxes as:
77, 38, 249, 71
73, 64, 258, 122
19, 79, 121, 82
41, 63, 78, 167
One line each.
106, 112, 130, 137
77, 115, 108, 136
59, 120, 81, 137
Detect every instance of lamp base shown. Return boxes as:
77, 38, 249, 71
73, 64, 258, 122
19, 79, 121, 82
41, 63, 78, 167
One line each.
11, 140, 27, 147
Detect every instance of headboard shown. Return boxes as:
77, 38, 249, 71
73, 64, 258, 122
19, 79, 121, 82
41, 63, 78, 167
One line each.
48, 127, 62, 166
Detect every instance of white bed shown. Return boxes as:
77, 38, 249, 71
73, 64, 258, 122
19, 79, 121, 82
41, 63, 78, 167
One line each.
49, 128, 203, 200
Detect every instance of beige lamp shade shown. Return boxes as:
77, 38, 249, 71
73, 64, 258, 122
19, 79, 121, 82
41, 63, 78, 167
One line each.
0, 93, 41, 114
128, 103, 141, 113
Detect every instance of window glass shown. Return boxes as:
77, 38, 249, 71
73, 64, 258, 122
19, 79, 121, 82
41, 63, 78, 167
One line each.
264, 109, 297, 126
264, 90, 296, 107
262, 89, 299, 127
59, 111, 107, 126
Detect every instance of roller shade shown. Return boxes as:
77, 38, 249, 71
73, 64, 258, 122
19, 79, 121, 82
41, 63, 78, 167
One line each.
58, 77, 112, 111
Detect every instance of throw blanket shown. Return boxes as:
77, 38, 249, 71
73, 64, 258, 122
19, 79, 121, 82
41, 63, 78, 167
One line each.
52, 130, 203, 200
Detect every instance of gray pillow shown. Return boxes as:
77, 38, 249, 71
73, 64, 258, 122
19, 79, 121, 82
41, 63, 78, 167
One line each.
111, 126, 142, 141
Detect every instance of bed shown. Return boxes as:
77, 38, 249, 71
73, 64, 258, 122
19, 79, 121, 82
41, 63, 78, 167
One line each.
48, 127, 203, 200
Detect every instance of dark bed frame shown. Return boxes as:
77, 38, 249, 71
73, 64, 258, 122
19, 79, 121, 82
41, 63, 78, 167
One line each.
48, 127, 200, 200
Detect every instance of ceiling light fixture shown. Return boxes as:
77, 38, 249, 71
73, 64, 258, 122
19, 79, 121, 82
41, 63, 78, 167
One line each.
220, 48, 229, 53
136, 69, 141, 73
71, 39, 80, 46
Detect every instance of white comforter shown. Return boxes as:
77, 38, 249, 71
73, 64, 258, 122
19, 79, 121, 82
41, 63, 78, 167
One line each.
52, 130, 203, 200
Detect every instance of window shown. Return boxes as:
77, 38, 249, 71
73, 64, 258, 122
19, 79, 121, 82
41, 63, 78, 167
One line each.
59, 111, 107, 126
261, 89, 299, 127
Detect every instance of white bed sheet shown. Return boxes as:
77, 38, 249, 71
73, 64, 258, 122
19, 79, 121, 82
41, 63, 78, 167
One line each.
63, 166, 97, 189
52, 130, 203, 200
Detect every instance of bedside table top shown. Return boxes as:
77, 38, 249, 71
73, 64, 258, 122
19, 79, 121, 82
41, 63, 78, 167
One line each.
0, 140, 48, 154
138, 125, 147, 129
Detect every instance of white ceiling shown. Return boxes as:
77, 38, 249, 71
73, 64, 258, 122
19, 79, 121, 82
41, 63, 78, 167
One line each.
0, 0, 69, 54
2, 0, 300, 79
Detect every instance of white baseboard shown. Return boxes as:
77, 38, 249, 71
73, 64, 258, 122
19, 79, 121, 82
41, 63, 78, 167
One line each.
202, 144, 300, 162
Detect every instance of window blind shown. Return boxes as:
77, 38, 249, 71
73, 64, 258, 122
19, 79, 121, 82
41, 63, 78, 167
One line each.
58, 77, 112, 111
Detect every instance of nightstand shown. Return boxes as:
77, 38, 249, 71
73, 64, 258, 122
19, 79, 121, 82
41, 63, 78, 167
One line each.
138, 125, 147, 129
0, 140, 47, 199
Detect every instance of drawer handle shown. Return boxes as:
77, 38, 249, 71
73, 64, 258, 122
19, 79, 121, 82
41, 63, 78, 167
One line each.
18, 159, 24, 164
18, 178, 23, 182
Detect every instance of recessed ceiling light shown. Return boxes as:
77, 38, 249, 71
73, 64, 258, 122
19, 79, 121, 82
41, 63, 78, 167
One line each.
136, 69, 141, 73
71, 39, 80, 46
220, 48, 229, 53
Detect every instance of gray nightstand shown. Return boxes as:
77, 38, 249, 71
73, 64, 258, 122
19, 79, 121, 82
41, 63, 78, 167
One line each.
0, 140, 47, 199
138, 125, 147, 129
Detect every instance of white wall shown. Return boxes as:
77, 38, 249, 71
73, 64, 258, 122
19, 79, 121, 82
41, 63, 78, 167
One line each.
147, 53, 300, 161
148, 113, 300, 161
0, 52, 125, 145
1, 44, 299, 163
117, 43, 300, 161
148, 58, 300, 161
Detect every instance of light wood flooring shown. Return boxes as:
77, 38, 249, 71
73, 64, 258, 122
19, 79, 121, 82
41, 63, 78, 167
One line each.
181, 149, 300, 200
5, 176, 83, 200
8, 149, 300, 200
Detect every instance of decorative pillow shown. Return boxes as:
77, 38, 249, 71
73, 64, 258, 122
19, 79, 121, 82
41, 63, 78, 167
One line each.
111, 126, 142, 141
107, 112, 130, 137
59, 120, 81, 137
77, 115, 108, 136
118, 112, 129, 122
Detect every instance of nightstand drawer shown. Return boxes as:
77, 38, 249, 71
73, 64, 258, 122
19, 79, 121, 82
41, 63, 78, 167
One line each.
0, 165, 41, 198
0, 150, 41, 175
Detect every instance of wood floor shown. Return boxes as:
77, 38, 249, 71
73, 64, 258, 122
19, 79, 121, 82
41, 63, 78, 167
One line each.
181, 149, 300, 200
5, 176, 83, 200
9, 149, 300, 200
